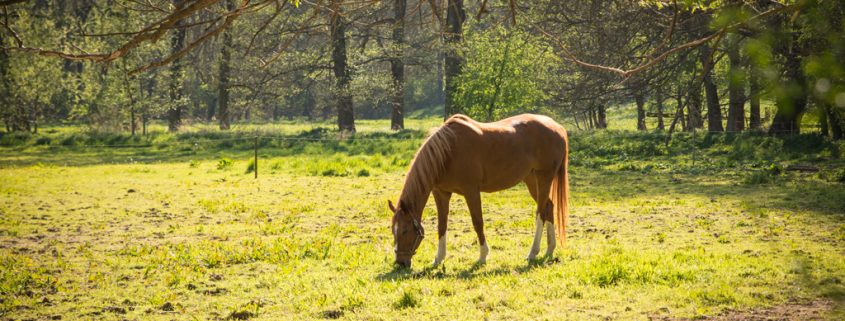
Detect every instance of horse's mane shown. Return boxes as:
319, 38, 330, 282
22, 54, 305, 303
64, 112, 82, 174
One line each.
399, 123, 457, 209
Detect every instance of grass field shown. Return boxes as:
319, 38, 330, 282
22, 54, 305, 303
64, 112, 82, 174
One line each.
1, 119, 844, 320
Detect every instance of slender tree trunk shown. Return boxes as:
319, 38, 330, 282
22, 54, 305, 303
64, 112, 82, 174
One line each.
206, 96, 217, 122
677, 89, 687, 132
819, 103, 829, 137
656, 92, 665, 131
330, 1, 355, 133
390, 0, 406, 130
687, 84, 703, 130
726, 37, 746, 132
303, 87, 315, 120
273, 105, 281, 121
635, 91, 647, 131
749, 61, 761, 130
444, 0, 465, 119
218, 0, 234, 130
0, 32, 11, 132
167, 0, 187, 132
700, 44, 724, 132
130, 109, 136, 136
826, 104, 843, 140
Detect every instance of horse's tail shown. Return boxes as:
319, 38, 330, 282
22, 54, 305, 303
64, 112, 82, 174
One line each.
550, 135, 570, 246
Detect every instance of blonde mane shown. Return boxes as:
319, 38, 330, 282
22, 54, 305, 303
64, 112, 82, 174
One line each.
399, 124, 456, 209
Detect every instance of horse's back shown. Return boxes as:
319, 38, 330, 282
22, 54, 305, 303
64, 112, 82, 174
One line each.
436, 114, 567, 193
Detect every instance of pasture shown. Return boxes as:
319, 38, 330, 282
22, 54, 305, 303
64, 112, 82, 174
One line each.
1, 119, 844, 320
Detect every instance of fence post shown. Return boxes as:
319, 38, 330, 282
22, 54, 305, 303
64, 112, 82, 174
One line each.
254, 136, 258, 179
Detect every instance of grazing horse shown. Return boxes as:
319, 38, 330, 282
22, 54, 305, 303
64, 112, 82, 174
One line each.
390, 114, 569, 267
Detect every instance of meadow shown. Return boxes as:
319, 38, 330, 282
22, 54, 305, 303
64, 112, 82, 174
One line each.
1, 117, 844, 320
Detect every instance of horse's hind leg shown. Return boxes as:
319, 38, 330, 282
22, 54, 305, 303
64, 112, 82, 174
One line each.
432, 189, 451, 266
464, 190, 488, 264
541, 202, 556, 257
526, 171, 555, 261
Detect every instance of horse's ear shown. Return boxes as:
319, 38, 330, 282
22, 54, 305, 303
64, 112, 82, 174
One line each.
388, 200, 397, 213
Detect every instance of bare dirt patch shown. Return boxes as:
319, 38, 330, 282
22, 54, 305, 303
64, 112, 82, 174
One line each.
652, 300, 835, 321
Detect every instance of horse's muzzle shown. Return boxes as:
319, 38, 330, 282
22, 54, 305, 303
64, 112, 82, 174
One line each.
394, 258, 411, 268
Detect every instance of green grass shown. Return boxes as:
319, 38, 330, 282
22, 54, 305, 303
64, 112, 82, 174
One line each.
0, 119, 844, 320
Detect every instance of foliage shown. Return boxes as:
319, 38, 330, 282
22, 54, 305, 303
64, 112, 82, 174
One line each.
454, 27, 556, 121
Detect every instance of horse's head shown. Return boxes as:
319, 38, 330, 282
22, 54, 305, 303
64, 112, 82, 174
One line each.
389, 200, 423, 268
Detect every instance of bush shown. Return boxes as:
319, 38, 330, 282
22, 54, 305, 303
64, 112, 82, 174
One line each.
820, 168, 845, 183
743, 171, 778, 185
0, 131, 32, 146
245, 159, 256, 174
217, 158, 234, 170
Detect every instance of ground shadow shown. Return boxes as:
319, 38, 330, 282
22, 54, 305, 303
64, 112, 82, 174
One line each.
374, 255, 560, 282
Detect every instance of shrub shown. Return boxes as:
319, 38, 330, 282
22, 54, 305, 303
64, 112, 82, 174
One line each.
217, 158, 234, 170
820, 168, 845, 183
245, 159, 256, 174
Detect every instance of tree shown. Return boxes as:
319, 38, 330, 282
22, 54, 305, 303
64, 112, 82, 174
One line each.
443, 0, 466, 119
454, 28, 554, 122
726, 35, 745, 132
217, 0, 235, 130
389, 0, 406, 130
167, 0, 188, 132
329, 0, 355, 133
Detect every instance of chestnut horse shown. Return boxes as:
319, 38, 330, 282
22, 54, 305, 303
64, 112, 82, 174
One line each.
390, 114, 569, 267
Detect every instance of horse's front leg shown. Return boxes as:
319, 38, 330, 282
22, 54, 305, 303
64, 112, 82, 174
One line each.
465, 190, 488, 264
432, 189, 451, 266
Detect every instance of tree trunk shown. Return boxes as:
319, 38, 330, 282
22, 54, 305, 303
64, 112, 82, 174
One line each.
167, 0, 187, 132
687, 83, 703, 130
748, 61, 761, 130
635, 91, 647, 131
700, 44, 724, 132
390, 0, 406, 130
0, 32, 29, 132
677, 89, 687, 132
597, 104, 607, 129
826, 104, 843, 140
769, 46, 806, 135
218, 0, 234, 130
330, 0, 355, 133
0, 31, 11, 132
130, 109, 136, 136
656, 91, 665, 131
819, 103, 829, 137
726, 37, 746, 132
443, 0, 465, 119
206, 96, 217, 122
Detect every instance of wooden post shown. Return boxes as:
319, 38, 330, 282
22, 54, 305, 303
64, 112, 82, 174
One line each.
254, 136, 258, 179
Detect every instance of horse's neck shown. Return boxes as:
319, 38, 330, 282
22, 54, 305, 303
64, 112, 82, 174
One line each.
399, 176, 432, 220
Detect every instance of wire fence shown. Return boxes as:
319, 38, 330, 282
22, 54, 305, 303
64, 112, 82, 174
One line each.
14, 134, 427, 177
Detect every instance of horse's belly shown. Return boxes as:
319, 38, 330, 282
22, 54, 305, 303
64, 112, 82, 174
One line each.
479, 179, 522, 193
479, 166, 530, 192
